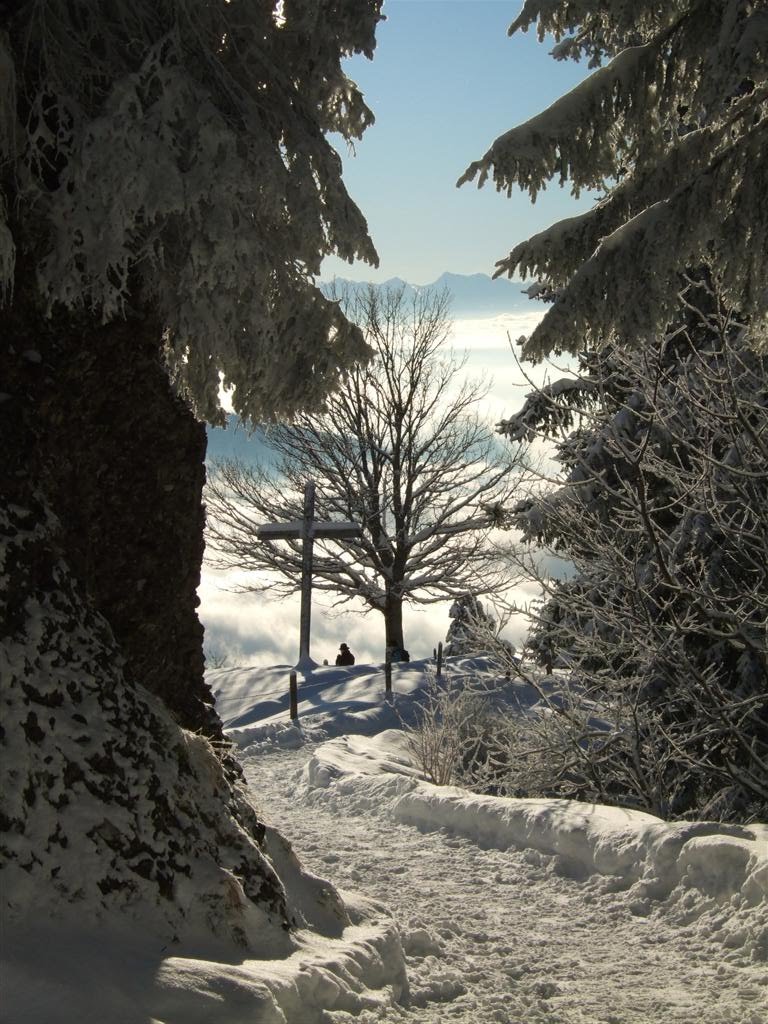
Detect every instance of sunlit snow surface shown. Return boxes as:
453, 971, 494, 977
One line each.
7, 657, 766, 1023
218, 657, 767, 921
226, 657, 768, 1022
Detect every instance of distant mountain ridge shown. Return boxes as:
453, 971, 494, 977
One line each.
320, 271, 535, 318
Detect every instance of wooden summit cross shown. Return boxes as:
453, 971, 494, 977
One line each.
257, 481, 361, 668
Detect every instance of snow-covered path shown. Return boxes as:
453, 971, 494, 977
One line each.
244, 746, 767, 1024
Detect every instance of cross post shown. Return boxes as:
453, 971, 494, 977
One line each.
257, 481, 361, 670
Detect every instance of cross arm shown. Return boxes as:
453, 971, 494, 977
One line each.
257, 520, 361, 541
257, 521, 304, 540
312, 522, 362, 540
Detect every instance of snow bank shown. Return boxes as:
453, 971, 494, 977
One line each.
214, 661, 422, 751
214, 656, 536, 753
214, 659, 767, 966
3, 896, 408, 1024
216, 658, 767, 925
302, 731, 423, 815
393, 786, 767, 901
303, 731, 768, 958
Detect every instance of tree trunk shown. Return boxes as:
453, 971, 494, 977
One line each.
383, 589, 405, 651
1, 262, 219, 737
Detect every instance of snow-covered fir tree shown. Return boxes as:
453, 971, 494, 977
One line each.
1, 0, 383, 422
445, 595, 499, 657
506, 279, 768, 819
1, 0, 385, 960
460, 0, 767, 360
460, 3, 767, 820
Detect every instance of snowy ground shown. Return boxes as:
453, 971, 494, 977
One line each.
223, 657, 768, 1023
5, 658, 765, 1023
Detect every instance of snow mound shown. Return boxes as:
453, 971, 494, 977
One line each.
1, 502, 409, 1023
304, 731, 768, 960
393, 786, 767, 901
301, 731, 422, 815
3, 895, 408, 1024
214, 655, 534, 752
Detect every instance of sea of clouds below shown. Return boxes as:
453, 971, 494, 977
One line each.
198, 311, 574, 669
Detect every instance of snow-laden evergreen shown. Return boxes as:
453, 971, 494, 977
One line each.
460, 0, 768, 359
444, 594, 501, 657
1, 1, 384, 422
1, 1, 395, 990
502, 281, 768, 819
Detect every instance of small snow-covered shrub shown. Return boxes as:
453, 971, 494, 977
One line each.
403, 652, 740, 814
404, 675, 475, 786
404, 672, 541, 796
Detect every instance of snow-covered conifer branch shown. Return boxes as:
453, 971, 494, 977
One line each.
498, 372, 599, 442
458, 39, 673, 199
463, 1, 768, 363
4, 0, 385, 422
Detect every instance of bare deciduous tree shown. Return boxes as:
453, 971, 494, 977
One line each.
205, 285, 529, 652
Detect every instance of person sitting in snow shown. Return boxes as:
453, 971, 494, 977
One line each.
335, 643, 355, 666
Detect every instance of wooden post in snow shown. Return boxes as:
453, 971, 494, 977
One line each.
289, 671, 298, 721
436, 640, 443, 680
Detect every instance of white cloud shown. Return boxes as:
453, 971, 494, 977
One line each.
198, 563, 539, 672
445, 314, 578, 426
199, 566, 455, 668
447, 311, 545, 351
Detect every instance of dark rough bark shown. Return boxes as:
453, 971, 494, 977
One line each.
383, 590, 404, 651
1, 262, 218, 737
0, 496, 294, 944
0, 261, 309, 949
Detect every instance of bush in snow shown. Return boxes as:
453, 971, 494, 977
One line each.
404, 675, 491, 787
499, 282, 768, 821
404, 671, 546, 797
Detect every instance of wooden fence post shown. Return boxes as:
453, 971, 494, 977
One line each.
384, 655, 392, 697
436, 640, 443, 680
289, 671, 298, 721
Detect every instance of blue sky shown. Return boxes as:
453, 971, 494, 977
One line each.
322, 0, 594, 285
